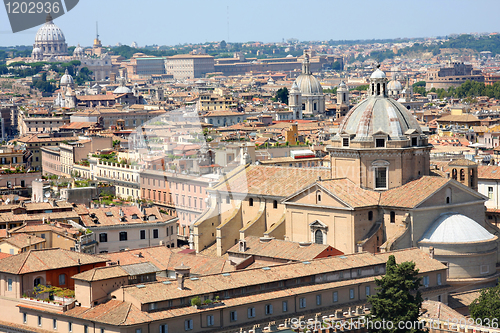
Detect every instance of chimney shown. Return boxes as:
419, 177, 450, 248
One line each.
239, 239, 247, 252
429, 246, 435, 259
119, 208, 124, 217
175, 263, 191, 290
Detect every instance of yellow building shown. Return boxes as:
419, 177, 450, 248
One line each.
0, 233, 45, 254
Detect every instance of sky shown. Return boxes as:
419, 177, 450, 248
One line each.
1, 0, 500, 47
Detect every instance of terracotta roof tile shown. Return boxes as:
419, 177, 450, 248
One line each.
380, 176, 450, 208
213, 165, 330, 197
0, 248, 107, 274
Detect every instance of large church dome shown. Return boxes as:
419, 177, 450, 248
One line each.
33, 14, 68, 57
337, 67, 422, 142
293, 54, 323, 95
35, 17, 65, 43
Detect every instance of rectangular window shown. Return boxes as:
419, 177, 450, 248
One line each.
38, 316, 42, 327
7, 278, 12, 291
140, 230, 146, 240
349, 288, 355, 299
23, 313, 27, 324
333, 291, 338, 302
376, 138, 385, 147
343, 137, 349, 147
423, 275, 429, 287
437, 273, 442, 285
149, 303, 157, 310
248, 307, 255, 318
375, 167, 387, 189
365, 286, 371, 296
316, 294, 322, 306
412, 137, 418, 146
488, 186, 494, 199
282, 301, 288, 312
184, 319, 193, 331
100, 329, 104, 333
68, 322, 72, 332
230, 311, 237, 322
153, 229, 159, 239
159, 324, 168, 333
136, 329, 142, 333
207, 315, 214, 327
299, 297, 306, 309
119, 231, 127, 241
99, 233, 107, 243
265, 304, 273, 315
53, 319, 57, 330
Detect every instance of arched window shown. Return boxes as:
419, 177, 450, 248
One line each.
273, 200, 278, 209
452, 169, 457, 180
316, 191, 322, 203
445, 187, 452, 204
34, 277, 42, 287
314, 230, 323, 244
368, 211, 373, 221
460, 169, 465, 182
470, 169, 475, 187
390, 211, 395, 223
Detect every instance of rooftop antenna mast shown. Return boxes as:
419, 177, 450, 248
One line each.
96, 21, 99, 40
227, 6, 229, 42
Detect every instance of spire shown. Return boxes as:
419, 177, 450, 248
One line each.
96, 21, 99, 40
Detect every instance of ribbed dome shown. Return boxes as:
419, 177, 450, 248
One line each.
113, 79, 132, 94
370, 68, 386, 79
420, 213, 495, 243
338, 96, 422, 141
387, 79, 402, 91
73, 44, 84, 56
35, 19, 65, 43
294, 74, 323, 95
60, 69, 74, 86
32, 47, 42, 55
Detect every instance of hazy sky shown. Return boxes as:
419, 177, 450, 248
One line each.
1, 0, 499, 47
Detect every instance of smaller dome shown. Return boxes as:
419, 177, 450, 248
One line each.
387, 80, 402, 91
73, 44, 84, 56
32, 47, 42, 55
420, 213, 495, 243
60, 69, 74, 86
370, 68, 386, 79
113, 78, 132, 94
294, 74, 323, 95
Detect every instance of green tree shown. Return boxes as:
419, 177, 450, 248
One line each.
274, 87, 289, 104
367, 255, 425, 333
469, 285, 500, 322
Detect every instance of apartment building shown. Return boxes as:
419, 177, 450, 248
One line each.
17, 133, 78, 170
90, 157, 142, 200
140, 168, 213, 238
1, 248, 448, 333
77, 205, 178, 253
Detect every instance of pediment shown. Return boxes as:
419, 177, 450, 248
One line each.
282, 183, 350, 209
309, 219, 328, 229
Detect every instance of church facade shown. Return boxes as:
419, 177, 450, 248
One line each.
191, 67, 500, 289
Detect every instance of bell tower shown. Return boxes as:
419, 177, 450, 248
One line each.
289, 81, 302, 120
